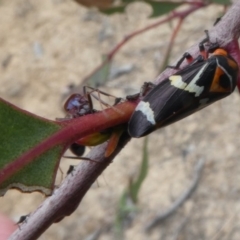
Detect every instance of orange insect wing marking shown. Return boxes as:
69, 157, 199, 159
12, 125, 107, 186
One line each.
104, 127, 123, 158
210, 66, 230, 93
227, 58, 239, 70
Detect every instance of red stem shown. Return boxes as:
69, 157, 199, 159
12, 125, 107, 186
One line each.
0, 101, 137, 186
81, 2, 206, 85
159, 17, 185, 72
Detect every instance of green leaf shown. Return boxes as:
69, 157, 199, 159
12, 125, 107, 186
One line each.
100, 5, 126, 15
129, 136, 149, 203
115, 191, 137, 237
0, 98, 63, 196
86, 55, 111, 87
146, 1, 182, 18
0, 145, 63, 196
100, 0, 182, 17
0, 93, 138, 196
100, 0, 135, 15
121, 0, 134, 3
212, 0, 231, 4
114, 137, 149, 235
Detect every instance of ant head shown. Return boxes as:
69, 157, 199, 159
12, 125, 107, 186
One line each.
64, 94, 91, 117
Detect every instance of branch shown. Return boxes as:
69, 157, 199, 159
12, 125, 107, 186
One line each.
10, 132, 130, 240
66, 2, 206, 96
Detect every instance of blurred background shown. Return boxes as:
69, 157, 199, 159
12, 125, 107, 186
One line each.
1, 0, 240, 239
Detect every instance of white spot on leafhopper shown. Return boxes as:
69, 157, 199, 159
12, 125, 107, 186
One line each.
170, 63, 210, 97
169, 75, 187, 89
135, 101, 156, 125
185, 63, 208, 97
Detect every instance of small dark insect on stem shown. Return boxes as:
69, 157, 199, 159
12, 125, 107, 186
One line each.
66, 165, 75, 175
16, 214, 30, 230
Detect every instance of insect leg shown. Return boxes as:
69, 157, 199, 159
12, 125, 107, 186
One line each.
168, 52, 194, 69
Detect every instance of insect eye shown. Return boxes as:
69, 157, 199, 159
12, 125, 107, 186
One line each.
219, 76, 230, 89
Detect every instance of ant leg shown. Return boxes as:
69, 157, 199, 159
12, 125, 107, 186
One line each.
84, 86, 111, 108
82, 86, 94, 113
213, 17, 221, 26
87, 86, 123, 105
84, 86, 123, 115
140, 82, 155, 97
168, 29, 217, 70
198, 30, 211, 60
126, 82, 155, 101
58, 166, 64, 182
86, 86, 119, 99
199, 30, 219, 56
64, 155, 99, 163
88, 87, 121, 109
169, 31, 210, 69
